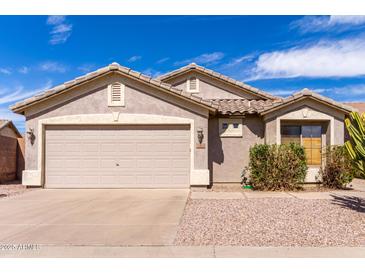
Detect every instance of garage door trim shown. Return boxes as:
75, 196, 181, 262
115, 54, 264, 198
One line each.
35, 113, 201, 187
44, 124, 190, 188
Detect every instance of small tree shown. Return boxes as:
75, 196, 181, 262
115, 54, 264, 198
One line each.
345, 112, 365, 178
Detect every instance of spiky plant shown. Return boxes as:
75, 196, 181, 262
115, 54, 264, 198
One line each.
345, 112, 365, 178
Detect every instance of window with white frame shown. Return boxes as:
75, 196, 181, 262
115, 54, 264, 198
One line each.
219, 118, 243, 137
187, 77, 199, 93
108, 82, 125, 106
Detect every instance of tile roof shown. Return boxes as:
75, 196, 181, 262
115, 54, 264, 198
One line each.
343, 102, 365, 113
10, 63, 219, 114
260, 88, 354, 115
212, 89, 355, 115
211, 99, 277, 115
0, 119, 9, 129
0, 119, 22, 137
157, 63, 279, 100
9, 62, 354, 118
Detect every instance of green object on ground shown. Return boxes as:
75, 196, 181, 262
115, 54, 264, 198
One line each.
243, 185, 253, 189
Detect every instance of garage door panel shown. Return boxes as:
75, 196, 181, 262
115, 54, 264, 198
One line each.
172, 159, 189, 168
172, 175, 188, 184
154, 160, 170, 168
47, 143, 64, 153
45, 125, 190, 188
172, 143, 189, 152
81, 159, 99, 168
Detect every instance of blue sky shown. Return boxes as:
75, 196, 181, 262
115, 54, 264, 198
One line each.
2, 15, 365, 132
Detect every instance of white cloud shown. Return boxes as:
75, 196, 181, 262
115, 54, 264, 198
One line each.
18, 66, 29, 74
221, 55, 255, 69
330, 16, 365, 26
0, 81, 52, 132
156, 57, 170, 64
249, 37, 365, 80
142, 68, 163, 78
321, 84, 365, 96
266, 89, 297, 96
47, 15, 66, 25
77, 64, 96, 73
0, 68, 11, 75
127, 55, 142, 63
175, 52, 225, 66
0, 81, 52, 105
266, 88, 325, 97
46, 16, 72, 45
0, 106, 25, 130
291, 15, 365, 33
39, 61, 67, 73
51, 24, 72, 35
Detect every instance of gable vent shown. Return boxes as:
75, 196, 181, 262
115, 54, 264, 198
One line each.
188, 77, 199, 92
111, 83, 122, 102
108, 82, 125, 106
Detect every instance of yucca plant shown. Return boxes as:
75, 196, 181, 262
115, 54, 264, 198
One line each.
345, 111, 365, 178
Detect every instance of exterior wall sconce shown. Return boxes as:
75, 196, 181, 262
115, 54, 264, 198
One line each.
27, 128, 35, 145
197, 127, 204, 144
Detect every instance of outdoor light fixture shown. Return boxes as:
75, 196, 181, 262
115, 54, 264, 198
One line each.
197, 128, 204, 144
27, 128, 35, 145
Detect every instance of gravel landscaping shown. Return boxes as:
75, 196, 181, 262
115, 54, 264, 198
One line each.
175, 197, 365, 247
193, 183, 356, 193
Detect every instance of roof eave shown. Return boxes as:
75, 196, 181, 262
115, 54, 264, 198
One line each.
158, 65, 280, 101
11, 67, 218, 115
260, 95, 353, 116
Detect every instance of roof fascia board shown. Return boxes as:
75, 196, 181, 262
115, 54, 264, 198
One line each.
11, 69, 217, 115
261, 95, 351, 116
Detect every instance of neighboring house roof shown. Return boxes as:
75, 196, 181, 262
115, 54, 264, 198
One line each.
157, 63, 279, 100
344, 102, 365, 113
260, 89, 354, 115
10, 63, 219, 114
0, 120, 22, 138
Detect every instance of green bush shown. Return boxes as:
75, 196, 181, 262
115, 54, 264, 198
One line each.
317, 146, 354, 189
242, 143, 307, 191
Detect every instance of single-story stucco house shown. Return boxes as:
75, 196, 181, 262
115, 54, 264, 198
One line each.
10, 62, 355, 188
0, 120, 24, 183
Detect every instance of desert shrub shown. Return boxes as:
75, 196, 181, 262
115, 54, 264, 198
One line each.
242, 143, 307, 191
317, 146, 354, 189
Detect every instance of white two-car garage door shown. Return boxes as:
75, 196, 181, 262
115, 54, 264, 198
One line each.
45, 125, 190, 188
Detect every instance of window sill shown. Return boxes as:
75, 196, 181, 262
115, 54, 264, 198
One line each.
220, 134, 243, 138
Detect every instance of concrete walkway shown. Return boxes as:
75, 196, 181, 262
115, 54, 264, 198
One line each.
0, 245, 364, 258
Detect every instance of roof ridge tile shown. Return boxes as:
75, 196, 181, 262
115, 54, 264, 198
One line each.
156, 63, 279, 100
10, 63, 217, 113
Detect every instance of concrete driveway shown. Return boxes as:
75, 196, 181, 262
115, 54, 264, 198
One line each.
0, 189, 189, 246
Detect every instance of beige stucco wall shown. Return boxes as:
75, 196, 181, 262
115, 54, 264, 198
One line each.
164, 72, 263, 100
23, 73, 210, 185
334, 117, 345, 145
208, 115, 265, 183
264, 99, 346, 146
263, 99, 346, 182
